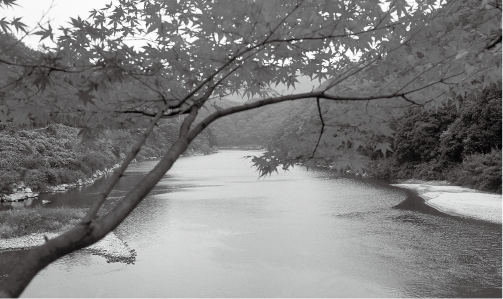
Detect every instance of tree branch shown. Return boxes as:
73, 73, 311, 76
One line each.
186, 90, 413, 143
82, 108, 166, 223
309, 97, 325, 159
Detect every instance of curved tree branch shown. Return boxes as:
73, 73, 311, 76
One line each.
82, 108, 166, 223
0, 76, 481, 297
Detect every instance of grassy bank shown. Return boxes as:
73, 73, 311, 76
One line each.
0, 207, 86, 239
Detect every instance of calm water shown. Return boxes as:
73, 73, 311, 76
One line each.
2, 150, 501, 297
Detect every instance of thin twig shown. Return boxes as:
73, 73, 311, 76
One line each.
310, 97, 325, 159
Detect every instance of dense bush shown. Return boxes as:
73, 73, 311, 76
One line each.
81, 152, 115, 172
369, 105, 459, 181
0, 171, 20, 194
0, 120, 218, 194
446, 150, 502, 193
392, 107, 458, 164
369, 85, 502, 193
24, 170, 48, 191
439, 85, 502, 162
0, 124, 120, 193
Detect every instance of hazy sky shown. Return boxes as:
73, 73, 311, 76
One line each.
4, 0, 112, 49
3, 0, 321, 96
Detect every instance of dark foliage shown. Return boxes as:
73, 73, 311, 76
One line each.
439, 85, 502, 162
368, 85, 502, 193
446, 150, 502, 193
393, 107, 459, 164
0, 124, 118, 193
0, 120, 218, 194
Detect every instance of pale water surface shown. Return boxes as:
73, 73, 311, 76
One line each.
3, 150, 500, 297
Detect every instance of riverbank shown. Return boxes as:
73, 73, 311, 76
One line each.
0, 231, 136, 264
392, 179, 502, 224
0, 164, 121, 203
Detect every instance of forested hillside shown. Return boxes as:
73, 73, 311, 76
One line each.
0, 34, 217, 196
1, 30, 500, 195
0, 120, 217, 195
373, 84, 502, 193
209, 83, 502, 193
209, 99, 316, 148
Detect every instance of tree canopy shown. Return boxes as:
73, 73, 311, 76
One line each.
0, 0, 501, 296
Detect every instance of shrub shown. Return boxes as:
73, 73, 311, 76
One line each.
24, 169, 48, 192
446, 149, 502, 193
392, 107, 458, 164
44, 167, 61, 186
0, 171, 20, 194
81, 152, 115, 172
439, 85, 502, 162
366, 157, 394, 180
19, 153, 47, 169
57, 169, 86, 184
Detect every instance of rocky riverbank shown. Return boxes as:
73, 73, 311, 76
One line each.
0, 231, 136, 264
392, 179, 502, 224
1, 147, 222, 204
0, 164, 121, 203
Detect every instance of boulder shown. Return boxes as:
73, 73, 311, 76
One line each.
10, 193, 27, 202
30, 192, 39, 198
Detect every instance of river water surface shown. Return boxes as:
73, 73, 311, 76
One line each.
5, 150, 502, 297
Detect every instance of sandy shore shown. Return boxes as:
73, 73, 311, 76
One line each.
0, 231, 136, 263
392, 179, 502, 224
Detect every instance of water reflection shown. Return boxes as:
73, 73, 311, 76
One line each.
2, 150, 500, 297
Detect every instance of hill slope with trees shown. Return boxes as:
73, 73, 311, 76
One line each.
371, 84, 502, 193
0, 120, 217, 197
210, 84, 502, 193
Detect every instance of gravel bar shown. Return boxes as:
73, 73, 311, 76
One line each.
0, 231, 136, 263
392, 180, 502, 224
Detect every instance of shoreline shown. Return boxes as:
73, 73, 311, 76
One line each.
1, 148, 220, 204
0, 163, 122, 204
0, 231, 136, 264
0, 151, 220, 260
392, 179, 502, 225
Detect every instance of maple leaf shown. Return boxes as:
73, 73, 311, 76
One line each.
76, 88, 96, 107
0, 17, 9, 33
0, 0, 17, 8
33, 23, 54, 41
10, 16, 26, 32
374, 142, 393, 156
32, 71, 51, 91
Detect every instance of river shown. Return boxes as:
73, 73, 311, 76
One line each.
3, 150, 502, 297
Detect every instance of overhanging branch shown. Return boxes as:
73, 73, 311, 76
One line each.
310, 97, 325, 159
